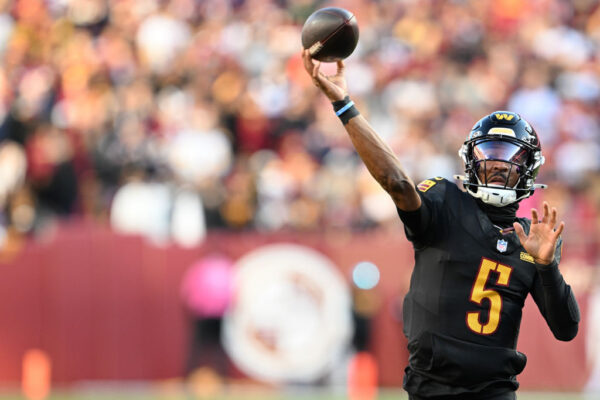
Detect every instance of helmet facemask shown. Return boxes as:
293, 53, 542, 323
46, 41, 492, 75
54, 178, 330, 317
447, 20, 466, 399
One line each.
458, 137, 545, 207
473, 140, 528, 187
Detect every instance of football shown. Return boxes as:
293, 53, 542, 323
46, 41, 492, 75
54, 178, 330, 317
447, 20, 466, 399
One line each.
301, 7, 359, 62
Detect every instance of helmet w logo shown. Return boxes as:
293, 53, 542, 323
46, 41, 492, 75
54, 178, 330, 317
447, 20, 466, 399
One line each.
494, 113, 514, 121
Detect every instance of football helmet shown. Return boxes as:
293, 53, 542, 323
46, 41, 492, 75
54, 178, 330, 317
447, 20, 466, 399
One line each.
456, 111, 546, 207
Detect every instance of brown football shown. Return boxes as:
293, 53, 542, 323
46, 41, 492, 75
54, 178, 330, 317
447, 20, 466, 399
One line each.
301, 7, 359, 62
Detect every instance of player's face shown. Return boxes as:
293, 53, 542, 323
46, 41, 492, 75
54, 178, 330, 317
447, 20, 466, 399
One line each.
472, 141, 528, 188
476, 160, 520, 188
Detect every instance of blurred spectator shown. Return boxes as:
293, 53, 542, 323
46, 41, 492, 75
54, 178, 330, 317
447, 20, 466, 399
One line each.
0, 140, 26, 208
164, 100, 233, 186
26, 123, 78, 216
180, 254, 234, 394
109, 165, 173, 245
136, 4, 191, 75
109, 164, 206, 247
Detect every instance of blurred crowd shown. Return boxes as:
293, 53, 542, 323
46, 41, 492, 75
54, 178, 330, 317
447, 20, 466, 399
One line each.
0, 0, 599, 263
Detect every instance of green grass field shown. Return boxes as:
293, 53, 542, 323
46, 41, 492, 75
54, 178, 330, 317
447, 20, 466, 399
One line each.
0, 387, 594, 400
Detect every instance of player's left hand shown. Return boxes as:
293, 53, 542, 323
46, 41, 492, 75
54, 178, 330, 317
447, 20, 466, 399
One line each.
513, 202, 565, 265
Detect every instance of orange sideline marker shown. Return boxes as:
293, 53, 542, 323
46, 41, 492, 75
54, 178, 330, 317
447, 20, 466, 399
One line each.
22, 349, 51, 400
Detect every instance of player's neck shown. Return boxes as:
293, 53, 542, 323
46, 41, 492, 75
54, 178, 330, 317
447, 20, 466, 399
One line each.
475, 199, 518, 228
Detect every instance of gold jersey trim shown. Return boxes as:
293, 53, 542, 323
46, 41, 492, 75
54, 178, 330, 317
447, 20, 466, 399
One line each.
417, 179, 437, 192
520, 252, 535, 264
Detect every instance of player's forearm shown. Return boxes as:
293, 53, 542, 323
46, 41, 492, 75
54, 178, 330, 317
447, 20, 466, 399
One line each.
536, 262, 580, 341
344, 114, 421, 211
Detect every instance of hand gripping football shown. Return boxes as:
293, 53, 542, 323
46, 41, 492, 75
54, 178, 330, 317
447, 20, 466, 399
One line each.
301, 7, 359, 62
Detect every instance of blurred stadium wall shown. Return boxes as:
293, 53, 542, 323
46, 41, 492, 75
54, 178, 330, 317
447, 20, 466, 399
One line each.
0, 221, 590, 391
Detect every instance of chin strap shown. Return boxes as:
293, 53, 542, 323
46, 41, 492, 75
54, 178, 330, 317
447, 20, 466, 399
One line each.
475, 187, 517, 207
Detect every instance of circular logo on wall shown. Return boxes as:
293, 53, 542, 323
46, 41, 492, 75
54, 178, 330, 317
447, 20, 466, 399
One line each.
222, 243, 352, 383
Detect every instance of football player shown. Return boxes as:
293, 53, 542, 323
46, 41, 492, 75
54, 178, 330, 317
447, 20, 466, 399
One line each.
302, 50, 580, 400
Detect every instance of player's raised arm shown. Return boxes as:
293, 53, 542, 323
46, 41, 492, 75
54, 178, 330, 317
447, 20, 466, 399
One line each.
301, 50, 421, 212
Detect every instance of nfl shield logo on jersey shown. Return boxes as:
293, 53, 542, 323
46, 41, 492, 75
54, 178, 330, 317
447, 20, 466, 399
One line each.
496, 239, 508, 253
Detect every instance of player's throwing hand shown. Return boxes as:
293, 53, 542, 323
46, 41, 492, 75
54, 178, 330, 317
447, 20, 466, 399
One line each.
513, 201, 565, 265
302, 49, 347, 102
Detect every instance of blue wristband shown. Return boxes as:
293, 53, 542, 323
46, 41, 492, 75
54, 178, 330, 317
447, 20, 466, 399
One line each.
335, 101, 355, 116
332, 96, 360, 125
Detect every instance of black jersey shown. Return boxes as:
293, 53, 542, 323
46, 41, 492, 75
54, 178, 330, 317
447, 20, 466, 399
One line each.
397, 178, 580, 398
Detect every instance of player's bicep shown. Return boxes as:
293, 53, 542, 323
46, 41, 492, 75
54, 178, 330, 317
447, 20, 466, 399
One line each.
387, 179, 421, 212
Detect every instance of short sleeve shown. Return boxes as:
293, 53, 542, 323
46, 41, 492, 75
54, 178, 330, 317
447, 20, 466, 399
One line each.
397, 177, 448, 248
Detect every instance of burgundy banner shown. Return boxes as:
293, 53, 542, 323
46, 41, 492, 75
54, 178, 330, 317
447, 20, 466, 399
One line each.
0, 221, 589, 389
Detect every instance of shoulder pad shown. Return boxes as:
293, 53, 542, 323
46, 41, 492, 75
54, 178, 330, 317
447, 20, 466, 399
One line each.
416, 177, 446, 193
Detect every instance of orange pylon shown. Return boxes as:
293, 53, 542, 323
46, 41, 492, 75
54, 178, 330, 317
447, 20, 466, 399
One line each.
348, 351, 378, 400
22, 349, 51, 400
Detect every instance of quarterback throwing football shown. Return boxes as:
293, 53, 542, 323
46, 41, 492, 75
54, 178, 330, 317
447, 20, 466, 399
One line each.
302, 50, 580, 400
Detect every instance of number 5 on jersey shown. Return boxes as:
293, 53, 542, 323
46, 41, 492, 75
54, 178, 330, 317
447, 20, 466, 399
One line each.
467, 258, 513, 335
